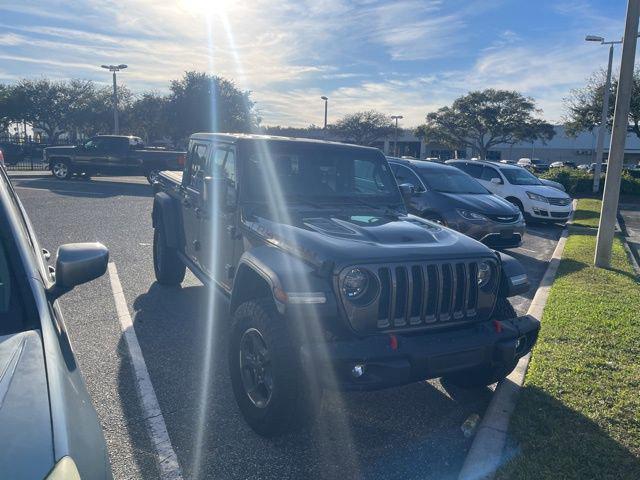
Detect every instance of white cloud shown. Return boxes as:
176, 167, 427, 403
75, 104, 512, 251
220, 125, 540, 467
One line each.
0, 0, 630, 127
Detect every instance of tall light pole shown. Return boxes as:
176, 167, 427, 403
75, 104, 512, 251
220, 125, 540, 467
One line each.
101, 64, 128, 134
321, 96, 328, 129
586, 35, 618, 193
391, 115, 403, 156
594, 0, 640, 268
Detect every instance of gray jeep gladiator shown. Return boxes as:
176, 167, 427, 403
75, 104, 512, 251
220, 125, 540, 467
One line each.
152, 133, 539, 437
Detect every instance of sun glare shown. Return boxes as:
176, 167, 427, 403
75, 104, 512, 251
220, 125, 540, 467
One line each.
181, 0, 235, 17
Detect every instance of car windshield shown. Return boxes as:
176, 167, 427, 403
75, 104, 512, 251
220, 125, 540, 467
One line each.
500, 167, 542, 185
417, 166, 488, 194
243, 142, 402, 207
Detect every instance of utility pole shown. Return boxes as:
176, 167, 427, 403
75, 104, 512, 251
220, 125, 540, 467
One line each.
101, 64, 128, 135
321, 96, 328, 129
391, 115, 403, 156
595, 0, 640, 268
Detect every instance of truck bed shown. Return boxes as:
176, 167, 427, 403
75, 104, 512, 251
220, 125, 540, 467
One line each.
159, 170, 183, 184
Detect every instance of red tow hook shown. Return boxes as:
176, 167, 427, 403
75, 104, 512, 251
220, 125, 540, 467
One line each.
493, 320, 503, 333
389, 334, 399, 351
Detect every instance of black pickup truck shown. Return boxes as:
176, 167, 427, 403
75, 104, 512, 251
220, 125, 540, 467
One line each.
44, 135, 186, 183
152, 133, 539, 436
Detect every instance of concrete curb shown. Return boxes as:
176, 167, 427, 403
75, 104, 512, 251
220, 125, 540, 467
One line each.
458, 199, 577, 480
617, 211, 640, 276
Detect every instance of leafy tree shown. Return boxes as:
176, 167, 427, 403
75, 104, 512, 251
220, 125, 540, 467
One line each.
564, 69, 640, 139
11, 78, 70, 143
331, 110, 394, 145
0, 84, 17, 133
124, 93, 169, 143
166, 71, 257, 142
416, 89, 555, 159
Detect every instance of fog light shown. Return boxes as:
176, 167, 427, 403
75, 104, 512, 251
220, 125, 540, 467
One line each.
351, 364, 365, 378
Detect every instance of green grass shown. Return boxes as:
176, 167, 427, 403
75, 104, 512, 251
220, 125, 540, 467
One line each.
495, 203, 640, 479
571, 198, 602, 228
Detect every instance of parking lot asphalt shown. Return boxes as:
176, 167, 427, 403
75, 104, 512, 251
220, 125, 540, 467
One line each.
10, 173, 563, 480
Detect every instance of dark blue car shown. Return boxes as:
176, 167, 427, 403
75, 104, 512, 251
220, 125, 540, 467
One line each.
0, 166, 112, 479
388, 157, 526, 248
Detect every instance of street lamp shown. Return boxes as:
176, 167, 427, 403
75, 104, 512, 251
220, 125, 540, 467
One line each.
585, 35, 619, 192
321, 96, 328, 129
101, 64, 128, 135
585, 32, 640, 192
391, 115, 403, 156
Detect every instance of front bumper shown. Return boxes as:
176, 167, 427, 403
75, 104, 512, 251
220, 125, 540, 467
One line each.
449, 217, 526, 249
300, 315, 540, 390
527, 201, 572, 221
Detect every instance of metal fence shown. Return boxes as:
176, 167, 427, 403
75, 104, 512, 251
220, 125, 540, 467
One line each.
0, 136, 51, 171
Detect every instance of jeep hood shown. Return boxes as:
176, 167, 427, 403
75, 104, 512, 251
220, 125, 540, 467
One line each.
245, 211, 494, 268
434, 192, 518, 215
0, 330, 54, 479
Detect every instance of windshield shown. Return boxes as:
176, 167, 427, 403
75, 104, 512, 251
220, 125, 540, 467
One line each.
418, 167, 489, 194
242, 142, 402, 207
501, 167, 542, 185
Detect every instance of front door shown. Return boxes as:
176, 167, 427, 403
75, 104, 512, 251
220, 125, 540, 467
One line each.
198, 144, 238, 292
74, 137, 110, 171
181, 141, 210, 267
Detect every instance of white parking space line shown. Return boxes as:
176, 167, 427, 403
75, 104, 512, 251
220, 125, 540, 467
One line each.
107, 262, 183, 480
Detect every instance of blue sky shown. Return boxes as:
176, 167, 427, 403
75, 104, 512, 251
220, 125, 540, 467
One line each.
0, 0, 630, 127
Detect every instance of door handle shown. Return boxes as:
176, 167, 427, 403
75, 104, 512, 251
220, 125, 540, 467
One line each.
195, 207, 203, 218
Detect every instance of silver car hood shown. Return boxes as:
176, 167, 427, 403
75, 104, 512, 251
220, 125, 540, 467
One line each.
0, 330, 54, 479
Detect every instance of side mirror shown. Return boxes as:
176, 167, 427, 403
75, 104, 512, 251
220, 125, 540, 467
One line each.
48, 243, 109, 300
398, 183, 415, 202
491, 177, 503, 185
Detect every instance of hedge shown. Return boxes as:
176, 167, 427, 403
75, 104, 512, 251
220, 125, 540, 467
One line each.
540, 168, 640, 196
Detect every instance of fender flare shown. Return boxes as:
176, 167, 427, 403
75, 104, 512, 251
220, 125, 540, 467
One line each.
496, 251, 530, 297
152, 192, 180, 249
230, 246, 334, 315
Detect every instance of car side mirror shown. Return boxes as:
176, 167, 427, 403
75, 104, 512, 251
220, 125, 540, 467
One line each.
398, 183, 415, 202
48, 243, 109, 300
491, 177, 503, 185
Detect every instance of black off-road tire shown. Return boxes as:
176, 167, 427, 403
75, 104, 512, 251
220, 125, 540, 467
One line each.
153, 219, 185, 286
442, 297, 518, 388
229, 298, 313, 437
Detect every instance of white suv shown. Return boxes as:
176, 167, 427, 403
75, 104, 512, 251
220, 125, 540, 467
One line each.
447, 160, 572, 222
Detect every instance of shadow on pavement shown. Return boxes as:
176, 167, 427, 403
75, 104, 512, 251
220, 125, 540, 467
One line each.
12, 177, 152, 199
121, 282, 494, 480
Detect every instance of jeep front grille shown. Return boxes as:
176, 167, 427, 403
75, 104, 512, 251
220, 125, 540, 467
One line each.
338, 259, 499, 334
375, 261, 482, 329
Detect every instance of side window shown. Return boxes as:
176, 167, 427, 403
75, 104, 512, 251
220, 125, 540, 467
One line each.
481, 167, 500, 182
394, 165, 424, 192
211, 147, 236, 185
459, 163, 483, 178
187, 143, 209, 189
354, 158, 385, 193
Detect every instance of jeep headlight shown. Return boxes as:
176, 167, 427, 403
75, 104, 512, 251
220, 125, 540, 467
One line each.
457, 209, 488, 221
477, 261, 491, 288
342, 268, 369, 299
526, 191, 548, 203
